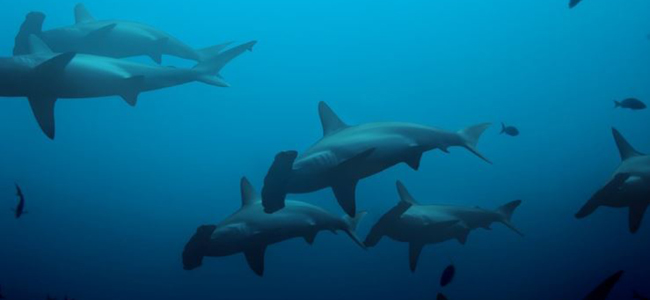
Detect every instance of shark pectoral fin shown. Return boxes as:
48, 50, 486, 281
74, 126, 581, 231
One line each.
74, 4, 96, 24
304, 232, 317, 245
332, 180, 358, 217
149, 38, 169, 64
576, 173, 630, 219
629, 202, 648, 234
408, 243, 424, 272
28, 96, 57, 139
120, 75, 144, 107
243, 246, 267, 277
85, 23, 116, 41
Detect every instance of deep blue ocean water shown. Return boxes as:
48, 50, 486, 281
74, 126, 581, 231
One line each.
1, 0, 650, 299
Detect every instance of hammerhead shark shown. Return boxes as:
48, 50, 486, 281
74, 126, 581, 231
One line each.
14, 4, 231, 64
364, 181, 522, 271
262, 101, 492, 217
576, 128, 650, 233
0, 35, 254, 139
183, 177, 366, 276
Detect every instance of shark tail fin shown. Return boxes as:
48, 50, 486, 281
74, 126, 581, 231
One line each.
193, 41, 256, 85
458, 123, 492, 164
14, 12, 46, 56
74, 4, 96, 24
261, 151, 298, 214
614, 100, 621, 108
342, 211, 368, 249
196, 41, 234, 61
496, 200, 524, 236
500, 123, 506, 134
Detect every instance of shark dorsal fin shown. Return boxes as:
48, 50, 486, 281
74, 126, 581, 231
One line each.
74, 3, 96, 24
396, 181, 419, 205
612, 128, 644, 161
240, 177, 258, 207
318, 102, 348, 136
27, 34, 53, 55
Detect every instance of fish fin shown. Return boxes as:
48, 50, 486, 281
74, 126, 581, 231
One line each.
342, 211, 368, 249
304, 232, 317, 245
27, 34, 54, 55
14, 12, 46, 56
576, 173, 630, 219
332, 180, 358, 217
148, 37, 168, 64
196, 75, 230, 87
496, 200, 524, 236
196, 41, 234, 61
240, 177, 259, 207
262, 151, 298, 214
28, 96, 57, 139
193, 41, 256, 75
500, 122, 506, 134
85, 23, 116, 40
569, 0, 582, 8
408, 243, 424, 272
629, 202, 648, 234
396, 181, 419, 205
74, 3, 96, 24
120, 75, 144, 107
456, 227, 470, 245
243, 246, 267, 277
612, 128, 644, 161
614, 100, 621, 108
404, 152, 423, 170
318, 101, 348, 136
458, 123, 492, 164
584, 271, 624, 300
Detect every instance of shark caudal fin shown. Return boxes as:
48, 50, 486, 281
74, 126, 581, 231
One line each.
458, 123, 492, 164
576, 173, 631, 220
569, 0, 582, 9
261, 151, 298, 214
196, 41, 234, 61
74, 4, 96, 24
14, 12, 46, 56
342, 211, 368, 249
496, 200, 524, 236
182, 225, 217, 271
193, 41, 256, 87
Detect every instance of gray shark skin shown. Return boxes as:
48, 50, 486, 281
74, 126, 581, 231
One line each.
576, 128, 650, 233
364, 181, 522, 272
262, 101, 492, 217
14, 4, 231, 64
182, 177, 366, 276
0, 35, 255, 139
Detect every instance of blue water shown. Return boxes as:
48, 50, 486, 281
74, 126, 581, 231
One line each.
1, 0, 650, 299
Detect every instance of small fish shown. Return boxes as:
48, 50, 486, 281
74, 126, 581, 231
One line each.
437, 293, 448, 300
634, 291, 649, 300
582, 270, 624, 300
500, 123, 520, 136
13, 184, 27, 219
614, 98, 646, 110
440, 264, 456, 287
569, 0, 583, 8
